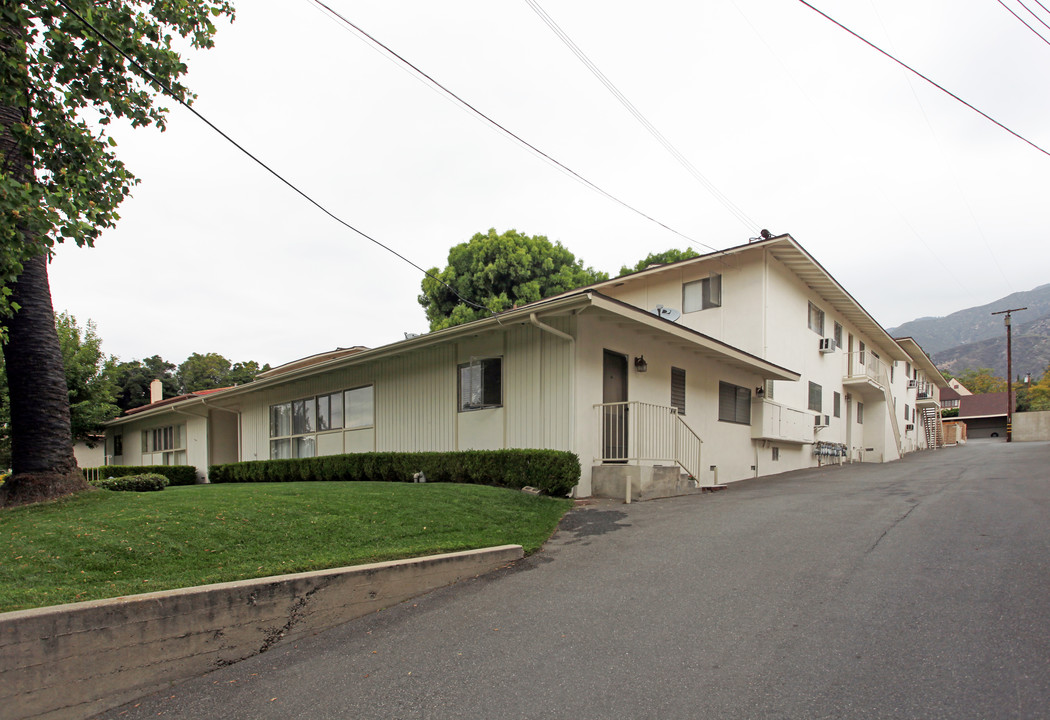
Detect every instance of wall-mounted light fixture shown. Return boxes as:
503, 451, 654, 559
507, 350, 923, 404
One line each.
634, 355, 648, 372
755, 386, 764, 396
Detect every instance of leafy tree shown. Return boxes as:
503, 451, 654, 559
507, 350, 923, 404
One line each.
419, 228, 608, 331
0, 312, 119, 468
0, 1, 234, 506
617, 248, 699, 277
228, 359, 270, 387
1017, 364, 1050, 412
55, 312, 119, 441
109, 354, 178, 412
953, 368, 1008, 394
176, 353, 270, 393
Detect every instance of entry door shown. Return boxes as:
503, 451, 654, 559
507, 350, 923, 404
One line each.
602, 351, 628, 461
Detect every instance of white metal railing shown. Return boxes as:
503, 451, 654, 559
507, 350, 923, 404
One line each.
594, 401, 702, 479
915, 382, 936, 402
82, 467, 104, 483
843, 350, 882, 382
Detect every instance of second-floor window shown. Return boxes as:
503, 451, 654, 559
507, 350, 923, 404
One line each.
808, 382, 822, 412
683, 274, 722, 312
808, 302, 825, 335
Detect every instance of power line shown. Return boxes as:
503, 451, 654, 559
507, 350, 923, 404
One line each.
50, 0, 494, 315
796, 0, 1050, 159
995, 0, 1050, 47
523, 0, 761, 234
1016, 0, 1050, 33
305, 0, 720, 252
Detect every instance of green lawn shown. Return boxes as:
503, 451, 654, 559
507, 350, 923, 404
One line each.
0, 482, 572, 612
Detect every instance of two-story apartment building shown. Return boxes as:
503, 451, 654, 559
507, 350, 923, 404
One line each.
101, 233, 947, 498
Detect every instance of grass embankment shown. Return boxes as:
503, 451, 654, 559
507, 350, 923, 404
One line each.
0, 482, 573, 612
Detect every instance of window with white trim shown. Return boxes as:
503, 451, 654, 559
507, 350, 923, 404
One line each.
459, 358, 502, 411
671, 367, 686, 415
834, 322, 843, 348
833, 391, 841, 418
808, 382, 822, 412
269, 386, 374, 459
808, 302, 825, 335
683, 274, 722, 312
718, 382, 751, 424
141, 424, 186, 465
857, 402, 864, 424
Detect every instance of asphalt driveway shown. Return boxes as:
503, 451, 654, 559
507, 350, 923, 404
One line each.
98, 441, 1050, 719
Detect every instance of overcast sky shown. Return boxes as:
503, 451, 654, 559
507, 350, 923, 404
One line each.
48, 0, 1050, 368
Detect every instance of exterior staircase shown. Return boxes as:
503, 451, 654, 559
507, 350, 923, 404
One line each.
921, 406, 944, 449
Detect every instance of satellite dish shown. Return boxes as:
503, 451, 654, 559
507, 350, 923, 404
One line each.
650, 304, 681, 322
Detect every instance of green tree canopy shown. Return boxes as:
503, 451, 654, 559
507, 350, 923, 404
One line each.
177, 352, 269, 394
55, 312, 119, 441
110, 354, 178, 412
0, 1, 234, 505
617, 248, 699, 277
0, 312, 119, 468
418, 228, 608, 331
953, 368, 1008, 394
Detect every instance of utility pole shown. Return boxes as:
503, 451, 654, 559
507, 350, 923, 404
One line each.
992, 307, 1027, 442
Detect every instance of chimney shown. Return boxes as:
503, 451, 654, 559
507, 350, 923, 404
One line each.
150, 379, 164, 404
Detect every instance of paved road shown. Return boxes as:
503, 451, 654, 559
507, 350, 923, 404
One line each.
99, 441, 1050, 719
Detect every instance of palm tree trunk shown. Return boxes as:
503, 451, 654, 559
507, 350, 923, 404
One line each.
0, 46, 87, 504
0, 252, 87, 505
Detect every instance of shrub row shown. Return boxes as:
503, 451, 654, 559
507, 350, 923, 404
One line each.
90, 473, 169, 492
208, 449, 580, 496
88, 465, 198, 486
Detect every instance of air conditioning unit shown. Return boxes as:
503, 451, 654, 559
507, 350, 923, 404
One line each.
905, 423, 915, 431
818, 338, 836, 353
814, 414, 830, 428
907, 380, 918, 389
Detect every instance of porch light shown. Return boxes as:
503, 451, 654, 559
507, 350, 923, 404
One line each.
634, 356, 648, 372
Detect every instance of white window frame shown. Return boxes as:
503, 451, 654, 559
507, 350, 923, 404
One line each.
458, 357, 503, 411
683, 273, 722, 313
808, 302, 825, 335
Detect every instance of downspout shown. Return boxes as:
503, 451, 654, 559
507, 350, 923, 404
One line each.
529, 312, 576, 471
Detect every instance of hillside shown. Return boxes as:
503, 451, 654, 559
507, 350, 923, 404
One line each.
889, 283, 1050, 356
932, 315, 1050, 380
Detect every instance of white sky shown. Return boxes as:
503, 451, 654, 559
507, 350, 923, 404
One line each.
48, 0, 1050, 368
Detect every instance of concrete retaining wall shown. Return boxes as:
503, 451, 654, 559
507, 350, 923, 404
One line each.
0, 545, 524, 720
1015, 411, 1050, 441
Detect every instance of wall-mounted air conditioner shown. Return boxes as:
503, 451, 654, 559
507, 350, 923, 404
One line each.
818, 338, 836, 353
907, 380, 918, 388
905, 423, 915, 431
814, 414, 830, 428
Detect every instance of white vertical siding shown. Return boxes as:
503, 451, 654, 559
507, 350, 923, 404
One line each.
504, 317, 574, 451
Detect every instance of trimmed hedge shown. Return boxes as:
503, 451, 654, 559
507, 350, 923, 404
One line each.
88, 465, 198, 487
90, 473, 169, 492
209, 449, 580, 496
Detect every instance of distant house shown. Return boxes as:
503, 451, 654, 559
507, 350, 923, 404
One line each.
957, 391, 1014, 439
940, 385, 962, 410
101, 233, 950, 497
948, 378, 973, 396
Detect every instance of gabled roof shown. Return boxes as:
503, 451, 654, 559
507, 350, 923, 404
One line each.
958, 392, 1014, 419
894, 337, 949, 388
257, 346, 369, 380
104, 289, 799, 427
551, 233, 909, 362
123, 386, 235, 415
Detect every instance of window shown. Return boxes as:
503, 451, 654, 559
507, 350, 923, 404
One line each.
112, 433, 123, 458
808, 302, 825, 335
905, 362, 912, 378
459, 357, 502, 411
859, 340, 866, 365
718, 382, 751, 424
808, 382, 822, 412
833, 322, 843, 348
270, 385, 374, 459
904, 404, 910, 421
833, 391, 841, 418
671, 367, 686, 415
345, 386, 374, 429
683, 273, 722, 312
857, 402, 864, 424
772, 447, 780, 462
141, 424, 186, 465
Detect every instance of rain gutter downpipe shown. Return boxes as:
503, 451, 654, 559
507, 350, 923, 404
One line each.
529, 312, 578, 491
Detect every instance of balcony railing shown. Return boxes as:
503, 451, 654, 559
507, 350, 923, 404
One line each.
843, 350, 883, 382
595, 401, 702, 479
